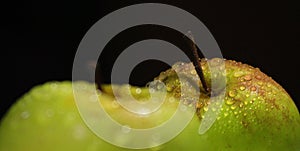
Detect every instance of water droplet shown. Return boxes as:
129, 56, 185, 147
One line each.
157, 83, 164, 90
243, 113, 247, 116
244, 75, 252, 81
271, 106, 274, 109
20, 111, 30, 119
226, 99, 234, 105
231, 105, 237, 110
228, 90, 236, 97
73, 125, 86, 140
234, 111, 238, 115
190, 70, 196, 75
203, 106, 208, 111
180, 105, 187, 112
111, 101, 120, 108
267, 83, 271, 88
224, 112, 229, 117
135, 88, 141, 94
121, 125, 131, 133
166, 86, 173, 92
245, 94, 250, 97
257, 96, 261, 100
250, 100, 253, 104
169, 97, 175, 103
255, 75, 262, 80
250, 86, 257, 91
149, 88, 155, 93
239, 103, 244, 108
239, 86, 246, 91
234, 71, 243, 77
266, 108, 269, 111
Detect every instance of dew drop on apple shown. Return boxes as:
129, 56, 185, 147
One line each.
111, 101, 120, 108
239, 86, 246, 91
243, 75, 252, 81
190, 70, 196, 75
239, 103, 244, 108
255, 75, 262, 80
72, 125, 86, 140
233, 71, 244, 77
250, 86, 257, 91
121, 125, 131, 133
20, 111, 30, 119
180, 105, 187, 112
228, 90, 236, 97
149, 88, 155, 94
135, 88, 141, 94
226, 99, 234, 105
168, 97, 175, 103
230, 105, 237, 110
203, 106, 208, 111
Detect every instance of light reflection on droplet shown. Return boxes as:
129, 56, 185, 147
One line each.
20, 111, 30, 119
121, 125, 131, 133
169, 97, 175, 103
180, 105, 187, 112
135, 88, 142, 94
239, 86, 246, 91
111, 101, 120, 108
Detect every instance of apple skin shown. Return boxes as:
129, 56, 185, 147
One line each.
0, 59, 299, 151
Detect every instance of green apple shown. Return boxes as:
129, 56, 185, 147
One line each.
0, 58, 299, 151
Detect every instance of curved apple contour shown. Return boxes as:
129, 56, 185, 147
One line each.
0, 59, 299, 151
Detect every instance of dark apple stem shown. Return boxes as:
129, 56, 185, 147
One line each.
184, 31, 210, 93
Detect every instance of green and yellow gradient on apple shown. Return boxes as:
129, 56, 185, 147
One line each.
0, 58, 299, 151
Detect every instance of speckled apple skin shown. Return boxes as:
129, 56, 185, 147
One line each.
0, 59, 299, 151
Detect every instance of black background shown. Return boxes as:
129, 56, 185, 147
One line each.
3, 0, 300, 118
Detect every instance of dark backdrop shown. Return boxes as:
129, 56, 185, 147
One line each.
3, 0, 300, 118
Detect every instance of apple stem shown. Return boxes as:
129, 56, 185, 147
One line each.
184, 31, 210, 94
